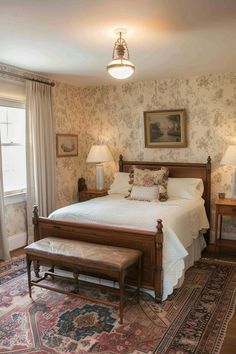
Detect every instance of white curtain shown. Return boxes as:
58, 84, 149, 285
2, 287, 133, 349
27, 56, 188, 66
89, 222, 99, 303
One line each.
0, 136, 10, 260
26, 81, 56, 243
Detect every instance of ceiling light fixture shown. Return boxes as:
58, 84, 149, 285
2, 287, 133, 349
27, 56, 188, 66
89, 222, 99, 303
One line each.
107, 29, 135, 80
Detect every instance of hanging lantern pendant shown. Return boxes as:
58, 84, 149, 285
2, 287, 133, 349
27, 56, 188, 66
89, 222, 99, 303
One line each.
107, 30, 135, 79
113, 33, 128, 60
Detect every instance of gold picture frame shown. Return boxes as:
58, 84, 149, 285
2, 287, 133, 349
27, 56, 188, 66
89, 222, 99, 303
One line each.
144, 109, 187, 148
56, 134, 78, 157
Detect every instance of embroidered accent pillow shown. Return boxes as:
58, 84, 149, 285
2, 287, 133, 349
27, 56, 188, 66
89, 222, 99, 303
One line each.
129, 167, 169, 201
130, 185, 159, 202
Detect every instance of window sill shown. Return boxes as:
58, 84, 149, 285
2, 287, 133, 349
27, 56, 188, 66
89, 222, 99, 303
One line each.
4, 192, 26, 205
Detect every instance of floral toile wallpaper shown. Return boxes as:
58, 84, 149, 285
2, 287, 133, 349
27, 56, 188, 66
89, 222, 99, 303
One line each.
54, 72, 236, 241
2, 63, 236, 242
52, 82, 87, 208
5, 202, 26, 237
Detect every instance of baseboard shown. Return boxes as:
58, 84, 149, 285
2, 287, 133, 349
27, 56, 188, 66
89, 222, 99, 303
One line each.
8, 232, 27, 251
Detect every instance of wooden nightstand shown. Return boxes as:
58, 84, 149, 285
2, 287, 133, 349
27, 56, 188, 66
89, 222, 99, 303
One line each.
215, 198, 236, 252
79, 189, 108, 202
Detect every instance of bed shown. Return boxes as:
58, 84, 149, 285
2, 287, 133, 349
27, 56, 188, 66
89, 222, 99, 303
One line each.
32, 155, 211, 301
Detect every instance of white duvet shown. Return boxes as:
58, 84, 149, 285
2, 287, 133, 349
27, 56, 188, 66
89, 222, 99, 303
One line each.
49, 195, 209, 300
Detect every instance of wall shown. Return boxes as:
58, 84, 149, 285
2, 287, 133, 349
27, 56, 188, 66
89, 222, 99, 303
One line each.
5, 203, 26, 236
78, 73, 236, 241
5, 201, 27, 250
3, 68, 235, 242
53, 81, 87, 208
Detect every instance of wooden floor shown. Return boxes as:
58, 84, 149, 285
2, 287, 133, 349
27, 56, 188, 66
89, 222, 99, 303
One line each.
1, 244, 236, 354
0, 248, 26, 263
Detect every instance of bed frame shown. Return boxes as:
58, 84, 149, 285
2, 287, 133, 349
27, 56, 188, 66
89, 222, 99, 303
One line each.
33, 155, 211, 302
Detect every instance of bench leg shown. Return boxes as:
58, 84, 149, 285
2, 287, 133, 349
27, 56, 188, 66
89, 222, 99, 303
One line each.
137, 257, 141, 303
26, 255, 32, 298
33, 260, 40, 277
119, 271, 125, 324
48, 266, 55, 279
73, 271, 79, 291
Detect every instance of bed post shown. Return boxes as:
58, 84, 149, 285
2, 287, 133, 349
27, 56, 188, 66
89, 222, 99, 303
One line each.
119, 154, 123, 172
32, 205, 40, 277
205, 156, 211, 244
155, 219, 163, 302
32, 205, 40, 242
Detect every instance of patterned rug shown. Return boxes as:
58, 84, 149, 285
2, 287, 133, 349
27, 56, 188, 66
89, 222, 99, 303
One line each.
0, 256, 235, 354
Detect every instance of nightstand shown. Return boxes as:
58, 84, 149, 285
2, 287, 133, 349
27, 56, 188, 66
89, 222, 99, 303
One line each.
215, 198, 236, 252
79, 189, 108, 202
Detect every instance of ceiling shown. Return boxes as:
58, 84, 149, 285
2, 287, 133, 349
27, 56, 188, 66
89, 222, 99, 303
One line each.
1, 0, 236, 87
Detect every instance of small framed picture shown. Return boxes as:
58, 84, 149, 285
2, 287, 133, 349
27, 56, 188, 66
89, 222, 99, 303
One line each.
144, 109, 187, 148
56, 134, 78, 157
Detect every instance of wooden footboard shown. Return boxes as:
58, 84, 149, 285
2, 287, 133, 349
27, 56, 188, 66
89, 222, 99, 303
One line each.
33, 206, 164, 301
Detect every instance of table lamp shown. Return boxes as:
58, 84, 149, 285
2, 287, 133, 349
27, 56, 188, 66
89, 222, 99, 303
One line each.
86, 145, 113, 190
220, 145, 236, 199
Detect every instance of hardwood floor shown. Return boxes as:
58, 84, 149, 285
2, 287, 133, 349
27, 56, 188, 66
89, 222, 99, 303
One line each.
11, 247, 26, 258
1, 245, 235, 353
0, 247, 26, 263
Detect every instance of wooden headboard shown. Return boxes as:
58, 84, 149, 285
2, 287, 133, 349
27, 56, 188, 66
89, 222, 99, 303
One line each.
119, 155, 211, 243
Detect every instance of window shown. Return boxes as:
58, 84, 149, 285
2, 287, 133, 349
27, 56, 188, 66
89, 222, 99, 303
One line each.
0, 100, 26, 195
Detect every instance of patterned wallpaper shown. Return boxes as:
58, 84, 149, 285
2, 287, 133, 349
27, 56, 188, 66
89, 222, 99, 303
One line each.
62, 72, 236, 241
52, 82, 87, 208
2, 63, 236, 242
5, 202, 26, 237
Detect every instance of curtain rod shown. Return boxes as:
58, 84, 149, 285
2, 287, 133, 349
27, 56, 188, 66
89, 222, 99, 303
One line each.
0, 70, 55, 87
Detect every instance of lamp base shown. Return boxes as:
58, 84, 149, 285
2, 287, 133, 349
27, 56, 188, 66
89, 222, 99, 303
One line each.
96, 164, 104, 190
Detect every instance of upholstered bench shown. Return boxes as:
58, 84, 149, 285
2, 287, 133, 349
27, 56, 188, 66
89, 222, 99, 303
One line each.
25, 237, 142, 323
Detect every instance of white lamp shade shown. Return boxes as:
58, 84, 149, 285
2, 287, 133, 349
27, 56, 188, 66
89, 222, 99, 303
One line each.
86, 145, 113, 164
107, 59, 135, 79
220, 145, 236, 166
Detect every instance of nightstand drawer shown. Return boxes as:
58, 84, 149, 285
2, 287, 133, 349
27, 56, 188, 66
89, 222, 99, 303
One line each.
217, 205, 236, 215
79, 189, 108, 202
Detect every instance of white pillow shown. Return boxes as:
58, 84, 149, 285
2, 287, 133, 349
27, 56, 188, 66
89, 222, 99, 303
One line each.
130, 185, 159, 202
167, 178, 204, 200
108, 172, 131, 196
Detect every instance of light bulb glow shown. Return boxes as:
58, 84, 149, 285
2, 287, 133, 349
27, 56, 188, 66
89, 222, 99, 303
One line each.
107, 59, 135, 79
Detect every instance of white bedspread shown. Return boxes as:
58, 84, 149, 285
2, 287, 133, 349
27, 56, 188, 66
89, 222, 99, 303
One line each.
49, 195, 209, 300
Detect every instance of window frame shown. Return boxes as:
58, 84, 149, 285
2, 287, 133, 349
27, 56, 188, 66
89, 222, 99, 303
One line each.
0, 98, 26, 198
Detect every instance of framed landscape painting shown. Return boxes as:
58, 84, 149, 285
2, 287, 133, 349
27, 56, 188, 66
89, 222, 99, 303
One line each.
56, 134, 78, 157
144, 109, 187, 148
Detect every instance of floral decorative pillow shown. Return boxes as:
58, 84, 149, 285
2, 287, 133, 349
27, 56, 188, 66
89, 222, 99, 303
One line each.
129, 167, 169, 201
133, 168, 155, 187
154, 167, 169, 201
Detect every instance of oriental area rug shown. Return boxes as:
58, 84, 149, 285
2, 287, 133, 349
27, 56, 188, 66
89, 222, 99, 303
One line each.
0, 256, 235, 354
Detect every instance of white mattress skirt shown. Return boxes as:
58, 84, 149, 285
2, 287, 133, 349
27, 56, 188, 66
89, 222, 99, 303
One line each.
50, 234, 206, 300
174, 234, 206, 289
143, 234, 206, 298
